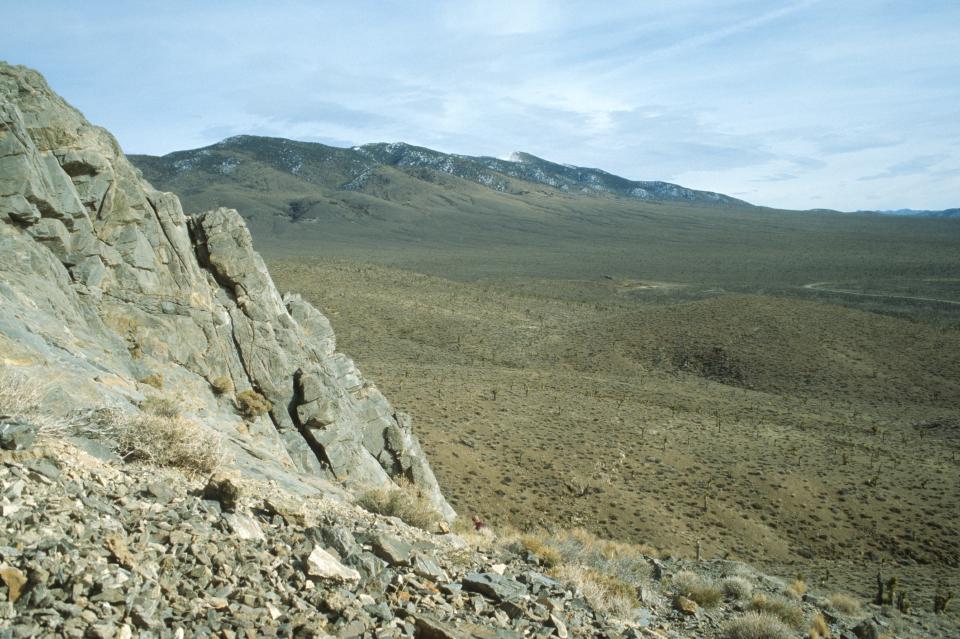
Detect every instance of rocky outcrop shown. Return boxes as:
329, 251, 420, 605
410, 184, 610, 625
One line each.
0, 62, 452, 519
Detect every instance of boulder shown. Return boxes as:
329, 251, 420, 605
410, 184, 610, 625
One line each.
462, 572, 528, 602
305, 546, 361, 583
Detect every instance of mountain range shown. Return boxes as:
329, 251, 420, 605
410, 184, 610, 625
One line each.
131, 136, 959, 226
131, 135, 747, 207
866, 208, 960, 217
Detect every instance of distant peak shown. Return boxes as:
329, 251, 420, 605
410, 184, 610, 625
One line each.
219, 135, 254, 145
507, 151, 540, 164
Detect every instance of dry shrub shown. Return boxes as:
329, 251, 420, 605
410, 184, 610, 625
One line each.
749, 593, 805, 629
518, 534, 563, 568
671, 570, 723, 608
809, 611, 831, 638
140, 395, 179, 418
723, 576, 755, 600
114, 411, 225, 475
550, 563, 635, 617
210, 375, 234, 396
0, 366, 61, 438
236, 389, 271, 420
722, 612, 794, 639
356, 478, 442, 531
827, 592, 861, 615
139, 373, 164, 389
786, 578, 807, 599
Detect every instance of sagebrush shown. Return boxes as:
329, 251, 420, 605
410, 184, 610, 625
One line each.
356, 478, 442, 530
722, 612, 794, 639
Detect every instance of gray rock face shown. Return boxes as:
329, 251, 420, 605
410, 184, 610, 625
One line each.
0, 62, 453, 520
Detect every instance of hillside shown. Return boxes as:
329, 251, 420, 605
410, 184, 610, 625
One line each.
268, 259, 960, 608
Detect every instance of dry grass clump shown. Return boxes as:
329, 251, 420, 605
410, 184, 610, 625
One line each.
550, 563, 636, 617
236, 389, 272, 420
356, 478, 443, 531
671, 570, 723, 608
723, 576, 755, 600
114, 411, 225, 475
826, 592, 861, 615
722, 612, 794, 639
809, 611, 831, 638
785, 578, 807, 599
210, 375, 234, 396
749, 593, 805, 629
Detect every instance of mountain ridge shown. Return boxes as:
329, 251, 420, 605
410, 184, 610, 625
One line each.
131, 134, 751, 207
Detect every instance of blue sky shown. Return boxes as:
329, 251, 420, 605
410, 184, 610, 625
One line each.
4, 0, 959, 210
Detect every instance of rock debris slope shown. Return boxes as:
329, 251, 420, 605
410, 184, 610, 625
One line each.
0, 62, 451, 519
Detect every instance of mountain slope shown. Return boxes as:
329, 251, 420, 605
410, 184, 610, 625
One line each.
132, 135, 748, 207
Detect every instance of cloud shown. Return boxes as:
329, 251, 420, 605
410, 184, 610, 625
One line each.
754, 173, 798, 182
858, 154, 949, 181
812, 132, 901, 155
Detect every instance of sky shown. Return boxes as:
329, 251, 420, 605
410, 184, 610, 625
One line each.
3, 0, 959, 211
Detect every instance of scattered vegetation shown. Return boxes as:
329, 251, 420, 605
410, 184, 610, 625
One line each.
235, 389, 272, 420
356, 478, 443, 531
269, 255, 960, 613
